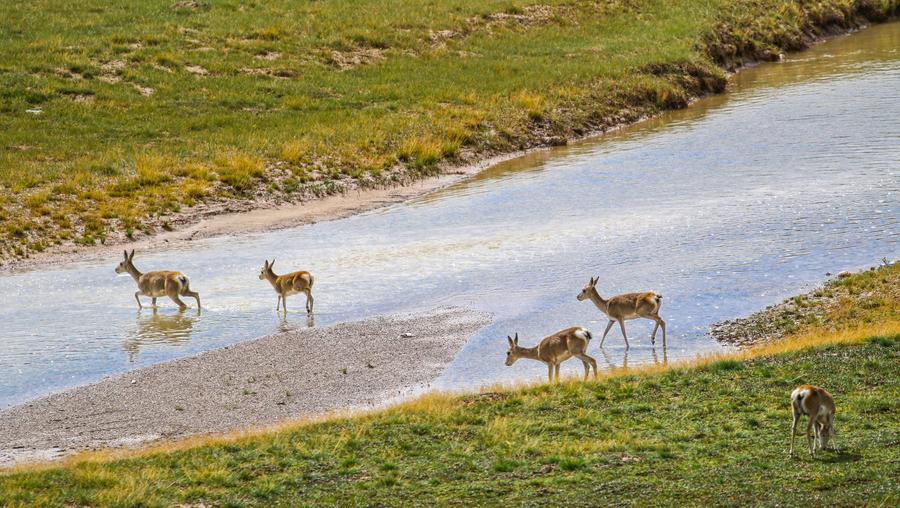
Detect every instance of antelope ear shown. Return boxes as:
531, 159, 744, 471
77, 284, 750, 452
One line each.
592, 276, 598, 286
507, 336, 514, 347
129, 249, 135, 260
270, 259, 275, 267
123, 250, 129, 259
263, 259, 269, 268
514, 333, 519, 345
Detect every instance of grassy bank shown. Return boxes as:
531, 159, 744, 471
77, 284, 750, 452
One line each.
1, 268, 898, 506
1, 1, 897, 261
713, 261, 900, 346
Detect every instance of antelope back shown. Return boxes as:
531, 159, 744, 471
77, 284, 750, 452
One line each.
607, 292, 659, 318
539, 327, 589, 360
139, 270, 187, 295
279, 271, 312, 291
792, 385, 835, 416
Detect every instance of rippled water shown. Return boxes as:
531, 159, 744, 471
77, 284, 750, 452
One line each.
1, 23, 898, 407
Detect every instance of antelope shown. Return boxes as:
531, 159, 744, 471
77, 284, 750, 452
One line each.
790, 385, 838, 458
115, 250, 201, 311
577, 276, 665, 348
258, 259, 315, 313
504, 327, 598, 383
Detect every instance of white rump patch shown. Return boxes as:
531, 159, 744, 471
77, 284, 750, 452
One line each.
791, 388, 811, 403
574, 328, 589, 342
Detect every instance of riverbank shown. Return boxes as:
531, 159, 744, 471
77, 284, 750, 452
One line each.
1, 269, 897, 505
0, 307, 491, 467
712, 262, 900, 347
2, 1, 897, 268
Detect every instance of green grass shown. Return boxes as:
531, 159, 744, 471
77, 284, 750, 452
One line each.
1, 266, 898, 506
1, 0, 896, 260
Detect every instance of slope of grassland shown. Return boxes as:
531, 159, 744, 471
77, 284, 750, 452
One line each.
1, 0, 897, 262
713, 261, 900, 346
1, 265, 897, 506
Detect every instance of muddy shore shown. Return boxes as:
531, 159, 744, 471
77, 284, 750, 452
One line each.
0, 306, 491, 467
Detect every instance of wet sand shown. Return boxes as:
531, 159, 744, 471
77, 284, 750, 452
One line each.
0, 306, 491, 467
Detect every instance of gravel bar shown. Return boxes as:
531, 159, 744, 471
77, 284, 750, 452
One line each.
0, 306, 491, 467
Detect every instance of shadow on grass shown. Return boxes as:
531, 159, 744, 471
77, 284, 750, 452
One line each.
817, 450, 862, 464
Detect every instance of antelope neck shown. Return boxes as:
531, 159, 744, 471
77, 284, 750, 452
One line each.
517, 346, 540, 360
125, 263, 143, 282
589, 288, 608, 310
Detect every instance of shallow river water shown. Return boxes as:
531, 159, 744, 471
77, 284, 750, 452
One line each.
1, 23, 898, 407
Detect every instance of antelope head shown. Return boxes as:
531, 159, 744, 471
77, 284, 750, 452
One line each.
259, 259, 275, 281
577, 276, 598, 301
505, 333, 521, 366
116, 249, 135, 274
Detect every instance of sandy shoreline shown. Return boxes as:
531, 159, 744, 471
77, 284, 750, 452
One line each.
0, 306, 491, 467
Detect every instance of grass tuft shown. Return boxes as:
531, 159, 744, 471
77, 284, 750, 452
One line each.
215, 153, 265, 191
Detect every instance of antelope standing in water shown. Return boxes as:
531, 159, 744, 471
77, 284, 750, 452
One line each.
115, 250, 201, 311
258, 259, 315, 313
577, 276, 665, 348
790, 385, 838, 457
504, 327, 598, 383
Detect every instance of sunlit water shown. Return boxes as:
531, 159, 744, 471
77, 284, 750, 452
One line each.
1, 23, 898, 407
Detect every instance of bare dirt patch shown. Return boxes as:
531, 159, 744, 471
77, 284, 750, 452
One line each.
185, 64, 208, 75
171, 1, 208, 12
325, 46, 386, 70
239, 66, 295, 78
98, 60, 126, 83
255, 51, 281, 61
133, 84, 155, 96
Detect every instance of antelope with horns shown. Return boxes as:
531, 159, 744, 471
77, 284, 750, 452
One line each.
258, 259, 315, 313
577, 276, 665, 348
505, 327, 597, 383
115, 250, 201, 311
790, 385, 838, 458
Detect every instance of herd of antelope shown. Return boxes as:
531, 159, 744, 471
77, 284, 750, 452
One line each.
115, 249, 839, 458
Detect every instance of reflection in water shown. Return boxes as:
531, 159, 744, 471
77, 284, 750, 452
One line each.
123, 308, 198, 362
0, 23, 898, 407
597, 344, 668, 371
277, 311, 316, 333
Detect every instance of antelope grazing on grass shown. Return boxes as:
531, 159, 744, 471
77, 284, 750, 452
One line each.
504, 327, 598, 383
577, 276, 665, 348
258, 259, 315, 313
790, 385, 838, 458
115, 250, 201, 311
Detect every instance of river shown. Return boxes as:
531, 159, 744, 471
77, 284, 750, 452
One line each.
0, 22, 897, 407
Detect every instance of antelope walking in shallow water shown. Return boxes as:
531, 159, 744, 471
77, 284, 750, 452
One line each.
790, 385, 838, 458
577, 276, 665, 348
115, 250, 201, 311
258, 259, 315, 313
504, 327, 598, 383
